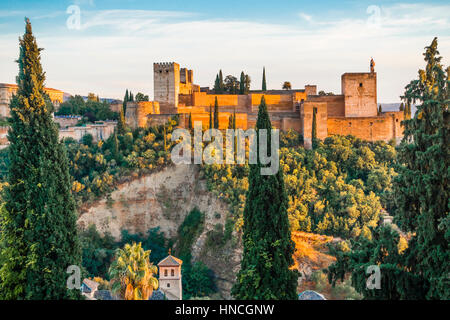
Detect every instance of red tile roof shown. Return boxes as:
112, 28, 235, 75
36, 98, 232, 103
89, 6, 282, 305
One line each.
158, 255, 183, 267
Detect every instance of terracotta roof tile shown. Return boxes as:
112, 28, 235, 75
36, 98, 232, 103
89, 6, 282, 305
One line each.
158, 255, 183, 267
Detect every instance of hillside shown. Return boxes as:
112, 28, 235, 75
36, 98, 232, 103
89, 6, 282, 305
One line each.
77, 164, 242, 299
78, 163, 363, 300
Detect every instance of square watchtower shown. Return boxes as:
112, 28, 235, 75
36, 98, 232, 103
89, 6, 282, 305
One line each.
154, 62, 180, 113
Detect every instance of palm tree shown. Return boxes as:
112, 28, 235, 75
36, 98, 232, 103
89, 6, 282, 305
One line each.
109, 242, 159, 300
282, 81, 292, 90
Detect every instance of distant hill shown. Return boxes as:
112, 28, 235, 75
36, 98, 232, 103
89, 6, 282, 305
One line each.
62, 93, 121, 104
380, 103, 417, 116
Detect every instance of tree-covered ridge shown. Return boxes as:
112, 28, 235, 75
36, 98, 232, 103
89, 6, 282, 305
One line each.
64, 117, 178, 203
327, 38, 449, 300
0, 116, 181, 203
201, 132, 397, 240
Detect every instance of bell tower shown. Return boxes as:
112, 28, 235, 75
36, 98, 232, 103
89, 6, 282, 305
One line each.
157, 251, 183, 300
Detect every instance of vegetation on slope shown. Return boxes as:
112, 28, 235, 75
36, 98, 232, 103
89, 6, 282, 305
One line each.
202, 131, 397, 240
327, 37, 449, 300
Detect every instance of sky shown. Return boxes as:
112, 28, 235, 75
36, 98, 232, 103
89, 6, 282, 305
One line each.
0, 0, 449, 102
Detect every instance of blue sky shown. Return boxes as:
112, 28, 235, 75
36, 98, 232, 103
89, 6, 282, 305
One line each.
0, 0, 449, 102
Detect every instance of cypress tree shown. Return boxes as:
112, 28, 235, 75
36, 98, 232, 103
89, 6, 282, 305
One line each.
209, 104, 213, 129
228, 108, 236, 130
213, 97, 219, 129
188, 112, 193, 130
219, 70, 224, 94
262, 67, 267, 91
394, 37, 449, 299
117, 108, 126, 135
311, 107, 317, 149
244, 74, 251, 94
163, 124, 167, 152
405, 102, 412, 119
0, 19, 81, 299
240, 72, 245, 94
378, 104, 382, 114
399, 102, 404, 112
123, 89, 129, 113
214, 74, 220, 93
111, 130, 120, 162
232, 96, 298, 300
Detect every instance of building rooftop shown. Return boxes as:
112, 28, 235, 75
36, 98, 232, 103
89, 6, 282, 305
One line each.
158, 254, 183, 267
0, 83, 63, 92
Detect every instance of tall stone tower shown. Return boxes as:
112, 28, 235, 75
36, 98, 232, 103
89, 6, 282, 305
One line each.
154, 62, 180, 114
157, 253, 183, 300
341, 72, 377, 117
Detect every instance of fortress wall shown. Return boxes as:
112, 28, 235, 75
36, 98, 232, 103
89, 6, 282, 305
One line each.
192, 92, 239, 107
147, 114, 185, 128
126, 101, 160, 128
189, 112, 247, 130
304, 85, 317, 96
110, 102, 123, 113
59, 122, 116, 143
250, 94, 293, 112
301, 102, 328, 149
281, 118, 302, 132
179, 94, 193, 106
179, 82, 199, 95
125, 103, 138, 128
247, 118, 281, 130
246, 113, 299, 131
178, 106, 208, 114
308, 95, 345, 117
54, 116, 82, 128
342, 73, 377, 117
293, 91, 308, 102
327, 111, 404, 142
137, 102, 160, 128
384, 111, 404, 141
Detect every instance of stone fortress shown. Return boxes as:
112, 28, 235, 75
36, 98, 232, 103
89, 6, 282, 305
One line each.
0, 83, 64, 117
126, 60, 404, 148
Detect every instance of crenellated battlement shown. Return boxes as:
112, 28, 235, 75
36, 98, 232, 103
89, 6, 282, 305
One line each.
153, 62, 177, 70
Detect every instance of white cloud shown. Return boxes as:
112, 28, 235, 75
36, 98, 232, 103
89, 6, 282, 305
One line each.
299, 12, 312, 22
0, 4, 449, 102
78, 9, 196, 31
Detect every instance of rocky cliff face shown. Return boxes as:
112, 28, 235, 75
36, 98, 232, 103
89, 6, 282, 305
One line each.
77, 164, 241, 299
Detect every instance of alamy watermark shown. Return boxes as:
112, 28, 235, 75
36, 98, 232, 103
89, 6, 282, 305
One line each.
66, 265, 81, 290
171, 122, 279, 175
66, 5, 81, 30
366, 5, 382, 28
366, 265, 381, 290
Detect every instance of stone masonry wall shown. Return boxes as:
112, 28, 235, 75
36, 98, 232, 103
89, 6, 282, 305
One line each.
342, 73, 377, 117
327, 111, 404, 142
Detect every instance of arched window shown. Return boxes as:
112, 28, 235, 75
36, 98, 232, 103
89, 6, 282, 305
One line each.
171, 269, 175, 277
164, 269, 168, 277
167, 283, 171, 288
